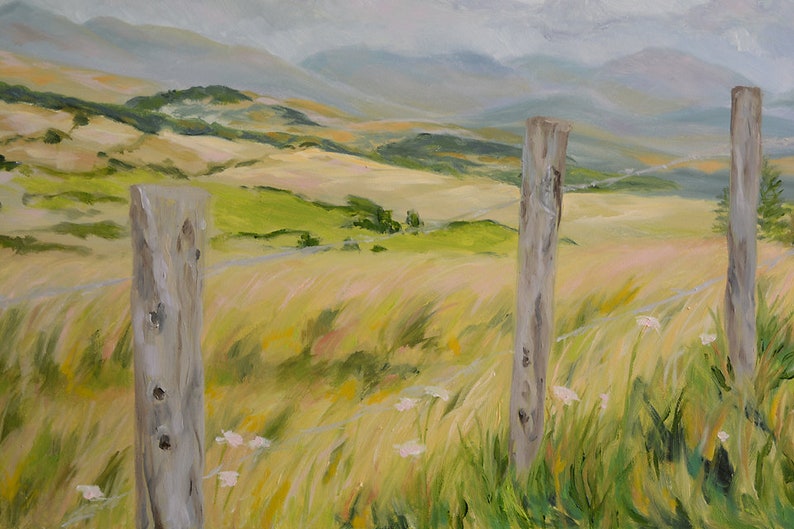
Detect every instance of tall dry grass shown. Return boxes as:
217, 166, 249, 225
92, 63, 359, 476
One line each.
1, 232, 792, 527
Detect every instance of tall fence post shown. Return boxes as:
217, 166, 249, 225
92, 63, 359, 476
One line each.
130, 185, 209, 529
725, 86, 762, 380
510, 117, 571, 475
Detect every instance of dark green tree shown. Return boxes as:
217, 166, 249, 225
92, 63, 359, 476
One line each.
712, 186, 729, 234
758, 158, 789, 241
71, 112, 89, 130
713, 157, 791, 243
347, 196, 402, 234
43, 128, 64, 144
406, 209, 423, 229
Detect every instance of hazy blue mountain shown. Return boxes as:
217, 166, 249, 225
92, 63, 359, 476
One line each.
463, 47, 792, 166
507, 55, 593, 85
301, 46, 534, 116
0, 2, 126, 68
594, 48, 751, 107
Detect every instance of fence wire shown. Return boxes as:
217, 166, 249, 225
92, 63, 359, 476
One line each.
0, 193, 525, 308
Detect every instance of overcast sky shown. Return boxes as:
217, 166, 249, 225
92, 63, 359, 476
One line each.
4, 0, 794, 91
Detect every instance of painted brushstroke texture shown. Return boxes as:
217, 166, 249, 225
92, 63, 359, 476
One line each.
1, 0, 793, 527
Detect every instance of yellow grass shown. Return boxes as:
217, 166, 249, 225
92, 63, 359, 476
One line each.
3, 228, 792, 527
0, 51, 160, 103
633, 152, 670, 167
283, 98, 355, 120
771, 156, 794, 176
0, 102, 74, 138
633, 151, 728, 174
214, 147, 520, 224
136, 131, 275, 167
689, 159, 729, 173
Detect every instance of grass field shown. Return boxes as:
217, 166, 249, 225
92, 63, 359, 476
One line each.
2, 83, 794, 528
3, 187, 793, 528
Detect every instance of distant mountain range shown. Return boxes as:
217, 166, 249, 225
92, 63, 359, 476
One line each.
301, 47, 534, 116
2, 0, 793, 164
0, 2, 387, 115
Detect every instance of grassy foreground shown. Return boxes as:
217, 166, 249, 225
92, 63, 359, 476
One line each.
1, 191, 794, 528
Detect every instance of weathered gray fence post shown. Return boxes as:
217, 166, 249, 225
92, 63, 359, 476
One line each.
725, 86, 762, 379
510, 117, 571, 475
131, 185, 209, 529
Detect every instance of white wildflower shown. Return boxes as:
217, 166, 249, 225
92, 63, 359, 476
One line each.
717, 430, 729, 443
700, 333, 717, 346
394, 440, 426, 458
248, 436, 272, 450
599, 393, 609, 410
395, 397, 419, 411
552, 385, 580, 406
76, 485, 105, 501
215, 430, 244, 447
636, 315, 661, 333
218, 470, 239, 487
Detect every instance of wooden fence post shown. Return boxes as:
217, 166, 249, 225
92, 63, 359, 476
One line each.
131, 185, 209, 529
725, 86, 762, 379
510, 117, 571, 475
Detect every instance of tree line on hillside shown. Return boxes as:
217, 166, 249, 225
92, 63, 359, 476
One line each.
0, 82, 347, 153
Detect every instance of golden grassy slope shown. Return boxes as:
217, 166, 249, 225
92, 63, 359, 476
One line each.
0, 51, 160, 104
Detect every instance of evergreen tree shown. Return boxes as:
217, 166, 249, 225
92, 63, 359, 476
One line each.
757, 157, 788, 241
713, 157, 791, 243
712, 186, 729, 234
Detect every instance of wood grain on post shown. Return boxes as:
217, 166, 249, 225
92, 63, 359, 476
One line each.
510, 117, 571, 475
725, 87, 762, 379
131, 185, 209, 529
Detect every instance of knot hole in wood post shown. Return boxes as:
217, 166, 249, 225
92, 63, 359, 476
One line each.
177, 218, 195, 252
148, 301, 166, 331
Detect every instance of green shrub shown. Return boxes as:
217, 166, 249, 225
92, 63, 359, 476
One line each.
43, 128, 65, 144
0, 234, 90, 255
71, 112, 89, 129
297, 232, 321, 248
0, 154, 19, 170
342, 238, 360, 251
50, 220, 126, 240
406, 209, 423, 229
346, 196, 401, 234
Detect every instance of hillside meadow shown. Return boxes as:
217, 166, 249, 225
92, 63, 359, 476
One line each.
1, 82, 794, 528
